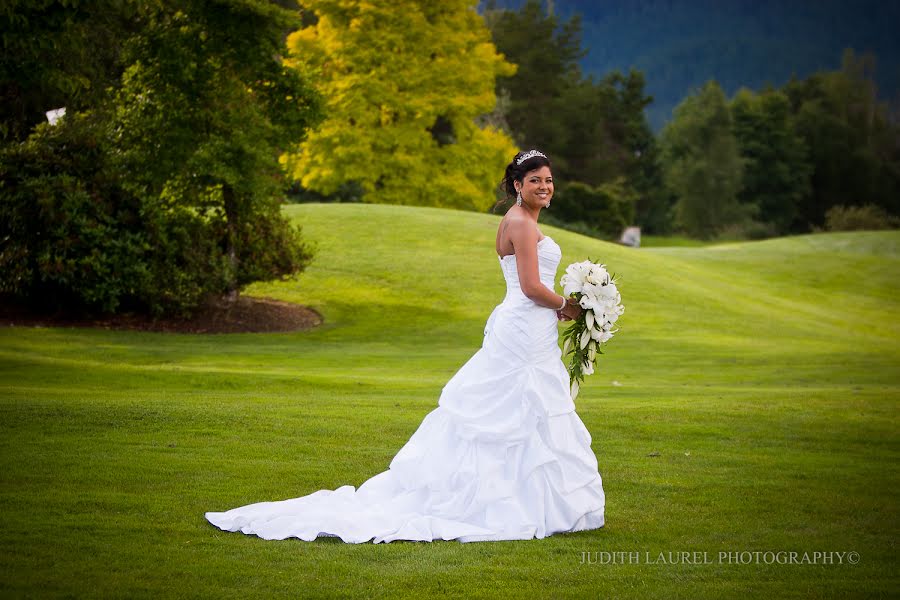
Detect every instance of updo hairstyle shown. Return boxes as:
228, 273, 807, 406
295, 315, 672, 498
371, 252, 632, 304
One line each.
496, 150, 552, 209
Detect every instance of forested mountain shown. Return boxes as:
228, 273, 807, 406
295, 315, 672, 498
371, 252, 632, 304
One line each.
484, 0, 900, 130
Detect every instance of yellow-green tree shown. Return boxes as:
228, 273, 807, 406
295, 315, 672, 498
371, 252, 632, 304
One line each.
283, 0, 517, 211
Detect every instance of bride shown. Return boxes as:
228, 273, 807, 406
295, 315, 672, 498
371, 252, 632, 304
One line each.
205, 150, 606, 543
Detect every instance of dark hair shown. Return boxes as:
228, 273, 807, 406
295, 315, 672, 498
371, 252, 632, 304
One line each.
495, 150, 552, 211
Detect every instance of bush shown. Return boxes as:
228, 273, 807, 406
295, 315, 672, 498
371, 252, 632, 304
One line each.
230, 200, 315, 289
539, 213, 609, 241
824, 204, 900, 231
285, 180, 365, 204
1, 113, 153, 314
0, 111, 305, 317
549, 179, 636, 239
714, 219, 778, 241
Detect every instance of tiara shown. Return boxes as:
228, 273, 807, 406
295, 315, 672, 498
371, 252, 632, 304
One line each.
516, 149, 547, 165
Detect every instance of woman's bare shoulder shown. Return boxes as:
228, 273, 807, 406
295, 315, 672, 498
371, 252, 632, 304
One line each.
503, 214, 539, 240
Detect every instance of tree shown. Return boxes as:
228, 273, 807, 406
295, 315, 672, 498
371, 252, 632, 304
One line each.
660, 81, 749, 239
730, 87, 812, 234
0, 0, 140, 142
599, 70, 670, 233
1, 0, 322, 316
564, 70, 657, 189
485, 1, 667, 232
784, 49, 900, 228
112, 0, 322, 296
483, 0, 584, 179
282, 0, 517, 211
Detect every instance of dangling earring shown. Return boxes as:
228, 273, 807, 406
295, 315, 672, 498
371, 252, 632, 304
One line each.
547, 199, 551, 208
516, 191, 522, 207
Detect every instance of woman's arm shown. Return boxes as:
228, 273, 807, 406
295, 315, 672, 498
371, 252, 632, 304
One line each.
507, 220, 580, 319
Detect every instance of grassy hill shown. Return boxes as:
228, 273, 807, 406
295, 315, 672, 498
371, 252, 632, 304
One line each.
1, 203, 897, 598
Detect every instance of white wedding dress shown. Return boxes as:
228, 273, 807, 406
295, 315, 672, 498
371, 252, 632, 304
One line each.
205, 236, 605, 543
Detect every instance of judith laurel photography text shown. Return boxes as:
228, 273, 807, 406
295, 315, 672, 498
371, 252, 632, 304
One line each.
579, 550, 861, 566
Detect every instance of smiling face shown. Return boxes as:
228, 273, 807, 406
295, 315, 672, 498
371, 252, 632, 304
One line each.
515, 166, 554, 209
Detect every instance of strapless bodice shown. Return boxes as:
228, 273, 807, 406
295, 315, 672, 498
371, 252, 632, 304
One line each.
497, 236, 562, 300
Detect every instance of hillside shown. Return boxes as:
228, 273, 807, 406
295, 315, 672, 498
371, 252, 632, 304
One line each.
252, 204, 900, 381
0, 203, 897, 597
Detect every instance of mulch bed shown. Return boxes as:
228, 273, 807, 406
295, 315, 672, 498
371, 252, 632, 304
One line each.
0, 295, 322, 334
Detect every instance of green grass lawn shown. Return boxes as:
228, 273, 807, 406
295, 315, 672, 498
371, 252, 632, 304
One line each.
637, 233, 714, 247
1, 203, 897, 598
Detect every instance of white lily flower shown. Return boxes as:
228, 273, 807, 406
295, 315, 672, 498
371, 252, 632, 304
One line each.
580, 328, 591, 349
579, 294, 601, 312
564, 262, 591, 284
563, 279, 581, 296
570, 379, 579, 400
563, 337, 572, 355
598, 283, 618, 298
585, 310, 594, 330
582, 359, 594, 376
586, 266, 609, 286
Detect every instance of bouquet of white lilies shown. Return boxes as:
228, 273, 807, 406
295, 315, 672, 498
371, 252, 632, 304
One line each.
559, 260, 624, 399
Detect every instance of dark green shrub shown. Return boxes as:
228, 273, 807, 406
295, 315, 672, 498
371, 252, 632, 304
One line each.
550, 179, 636, 239
825, 204, 900, 231
1, 112, 232, 317
539, 213, 610, 241
715, 219, 779, 241
285, 181, 365, 204
0, 112, 153, 314
231, 201, 315, 288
